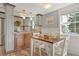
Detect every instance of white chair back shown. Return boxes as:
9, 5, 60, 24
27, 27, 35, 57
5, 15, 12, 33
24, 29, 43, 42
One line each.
53, 35, 69, 56
62, 36, 70, 56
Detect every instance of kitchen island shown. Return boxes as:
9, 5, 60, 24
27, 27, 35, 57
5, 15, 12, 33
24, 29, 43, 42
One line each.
31, 35, 65, 56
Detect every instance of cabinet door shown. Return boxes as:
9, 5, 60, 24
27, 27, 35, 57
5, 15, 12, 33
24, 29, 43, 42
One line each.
14, 33, 24, 50
24, 32, 31, 48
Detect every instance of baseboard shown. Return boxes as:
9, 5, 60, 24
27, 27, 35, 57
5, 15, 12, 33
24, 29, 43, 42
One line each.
6, 50, 16, 54
6, 48, 29, 54
68, 49, 79, 56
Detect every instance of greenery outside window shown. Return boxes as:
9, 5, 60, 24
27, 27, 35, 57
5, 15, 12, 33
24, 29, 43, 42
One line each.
60, 12, 79, 35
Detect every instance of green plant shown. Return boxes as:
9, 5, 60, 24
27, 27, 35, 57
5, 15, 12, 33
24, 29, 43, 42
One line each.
15, 21, 21, 27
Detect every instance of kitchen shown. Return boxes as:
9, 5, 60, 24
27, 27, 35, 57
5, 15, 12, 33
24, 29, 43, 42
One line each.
0, 3, 79, 56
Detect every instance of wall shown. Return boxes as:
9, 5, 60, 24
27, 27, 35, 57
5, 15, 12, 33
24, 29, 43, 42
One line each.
68, 36, 79, 55
41, 10, 60, 35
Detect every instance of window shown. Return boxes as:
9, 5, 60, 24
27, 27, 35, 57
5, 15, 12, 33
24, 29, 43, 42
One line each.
60, 12, 79, 35
32, 20, 35, 29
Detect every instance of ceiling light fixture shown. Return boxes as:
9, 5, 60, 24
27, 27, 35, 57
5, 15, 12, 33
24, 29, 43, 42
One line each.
30, 17, 32, 20
44, 3, 51, 9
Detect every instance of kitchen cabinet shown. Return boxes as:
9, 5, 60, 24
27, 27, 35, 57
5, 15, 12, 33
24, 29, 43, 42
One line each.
14, 32, 31, 50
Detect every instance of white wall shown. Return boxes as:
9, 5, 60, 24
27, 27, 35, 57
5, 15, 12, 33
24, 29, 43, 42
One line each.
68, 36, 79, 55
41, 10, 60, 35
42, 27, 59, 35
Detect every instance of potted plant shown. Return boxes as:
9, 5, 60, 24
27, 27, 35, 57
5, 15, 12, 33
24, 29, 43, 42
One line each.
15, 21, 21, 32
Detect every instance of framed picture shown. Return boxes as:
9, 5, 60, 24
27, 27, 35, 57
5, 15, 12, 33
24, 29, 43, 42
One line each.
45, 16, 54, 25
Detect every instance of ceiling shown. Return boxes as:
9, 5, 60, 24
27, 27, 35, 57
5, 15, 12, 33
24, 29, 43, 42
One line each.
0, 3, 74, 17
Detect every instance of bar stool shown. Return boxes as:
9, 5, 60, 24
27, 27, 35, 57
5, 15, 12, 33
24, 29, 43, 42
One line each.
39, 41, 51, 56
33, 39, 40, 55
53, 39, 65, 56
53, 36, 69, 56
39, 44, 45, 56
62, 36, 69, 56
33, 39, 51, 56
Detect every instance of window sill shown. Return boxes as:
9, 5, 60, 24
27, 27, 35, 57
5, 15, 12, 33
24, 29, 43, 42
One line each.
60, 33, 79, 36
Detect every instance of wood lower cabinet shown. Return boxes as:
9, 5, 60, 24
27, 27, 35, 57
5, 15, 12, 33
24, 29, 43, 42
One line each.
23, 32, 31, 48
14, 32, 31, 50
14, 32, 24, 50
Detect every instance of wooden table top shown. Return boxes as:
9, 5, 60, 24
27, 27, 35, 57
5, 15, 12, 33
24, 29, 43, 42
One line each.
32, 35, 63, 44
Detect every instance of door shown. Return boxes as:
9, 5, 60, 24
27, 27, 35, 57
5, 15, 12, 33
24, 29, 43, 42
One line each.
24, 32, 31, 48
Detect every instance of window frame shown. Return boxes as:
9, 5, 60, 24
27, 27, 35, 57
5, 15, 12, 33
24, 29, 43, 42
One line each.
60, 12, 79, 36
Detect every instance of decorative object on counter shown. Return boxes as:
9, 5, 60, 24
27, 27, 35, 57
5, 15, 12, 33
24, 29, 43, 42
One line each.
44, 35, 49, 39
15, 21, 21, 26
34, 26, 41, 33
49, 33, 60, 40
14, 21, 21, 32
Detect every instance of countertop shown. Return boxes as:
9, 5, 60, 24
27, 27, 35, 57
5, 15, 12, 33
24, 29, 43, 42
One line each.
32, 35, 63, 44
